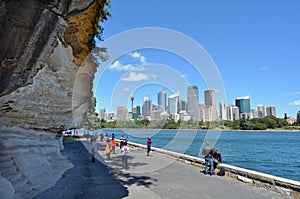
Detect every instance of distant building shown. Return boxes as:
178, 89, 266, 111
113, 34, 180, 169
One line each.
132, 106, 140, 119
179, 100, 187, 112
286, 117, 295, 125
151, 109, 165, 121
257, 104, 265, 118
204, 89, 216, 107
251, 109, 258, 119
202, 105, 217, 122
99, 108, 105, 120
219, 101, 227, 120
266, 106, 276, 117
187, 86, 200, 120
168, 92, 179, 115
227, 105, 240, 121
235, 96, 251, 118
171, 113, 180, 122
157, 89, 167, 110
142, 97, 152, 117
105, 112, 115, 121
179, 110, 191, 121
117, 106, 128, 121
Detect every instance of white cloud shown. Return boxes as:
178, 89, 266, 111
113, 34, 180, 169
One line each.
237, 95, 250, 100
122, 72, 149, 82
284, 91, 300, 96
124, 88, 130, 92
259, 66, 268, 71
108, 60, 135, 71
129, 51, 147, 64
288, 100, 300, 106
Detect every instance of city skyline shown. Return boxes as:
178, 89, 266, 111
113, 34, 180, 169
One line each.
100, 87, 277, 121
94, 1, 300, 119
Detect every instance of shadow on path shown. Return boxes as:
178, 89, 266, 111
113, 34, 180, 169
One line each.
35, 141, 129, 199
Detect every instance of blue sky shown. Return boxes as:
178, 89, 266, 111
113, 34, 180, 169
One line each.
93, 0, 300, 118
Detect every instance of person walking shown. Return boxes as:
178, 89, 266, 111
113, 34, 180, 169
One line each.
90, 136, 97, 163
105, 138, 111, 161
111, 138, 116, 154
147, 137, 152, 157
201, 141, 214, 175
120, 142, 130, 169
120, 135, 125, 149
124, 136, 129, 144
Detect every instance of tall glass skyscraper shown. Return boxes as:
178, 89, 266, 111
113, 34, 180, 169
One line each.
235, 97, 251, 114
187, 86, 200, 120
157, 89, 166, 110
168, 92, 179, 115
142, 97, 152, 117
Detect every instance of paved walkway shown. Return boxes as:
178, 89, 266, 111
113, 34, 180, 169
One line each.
36, 140, 290, 199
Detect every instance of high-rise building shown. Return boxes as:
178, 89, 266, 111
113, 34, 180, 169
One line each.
117, 106, 128, 121
151, 109, 165, 121
157, 89, 167, 110
202, 105, 217, 122
266, 106, 276, 117
168, 92, 180, 115
204, 89, 217, 121
179, 100, 187, 112
142, 97, 152, 117
257, 104, 265, 118
132, 106, 141, 119
204, 89, 216, 107
235, 96, 251, 116
219, 101, 227, 120
226, 105, 240, 121
187, 86, 200, 120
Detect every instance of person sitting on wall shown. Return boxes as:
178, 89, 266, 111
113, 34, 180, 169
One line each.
212, 148, 222, 169
201, 141, 214, 175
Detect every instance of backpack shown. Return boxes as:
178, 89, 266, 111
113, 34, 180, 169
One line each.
217, 167, 225, 176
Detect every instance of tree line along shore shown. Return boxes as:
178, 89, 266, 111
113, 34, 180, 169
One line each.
84, 111, 300, 131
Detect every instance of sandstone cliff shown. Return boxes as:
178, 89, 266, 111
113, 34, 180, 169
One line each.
0, 0, 107, 198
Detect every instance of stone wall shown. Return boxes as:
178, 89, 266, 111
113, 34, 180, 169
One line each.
0, 0, 106, 198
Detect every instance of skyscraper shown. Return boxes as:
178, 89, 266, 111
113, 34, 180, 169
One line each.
226, 105, 240, 121
204, 89, 217, 121
257, 104, 265, 118
235, 96, 251, 115
117, 106, 128, 121
204, 89, 216, 107
157, 89, 167, 110
168, 92, 179, 115
142, 97, 152, 117
266, 106, 276, 117
219, 101, 227, 120
187, 86, 200, 120
179, 100, 187, 112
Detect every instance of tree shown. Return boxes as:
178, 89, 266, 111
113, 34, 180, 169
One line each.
284, 113, 288, 120
297, 111, 300, 125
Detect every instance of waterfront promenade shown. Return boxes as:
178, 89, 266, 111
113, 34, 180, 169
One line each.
36, 140, 289, 199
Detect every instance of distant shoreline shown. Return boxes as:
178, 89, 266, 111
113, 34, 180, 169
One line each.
81, 128, 300, 133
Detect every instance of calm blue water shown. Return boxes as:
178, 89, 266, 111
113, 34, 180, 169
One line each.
83, 129, 300, 182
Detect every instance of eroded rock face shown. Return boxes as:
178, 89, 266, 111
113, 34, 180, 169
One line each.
0, 0, 105, 197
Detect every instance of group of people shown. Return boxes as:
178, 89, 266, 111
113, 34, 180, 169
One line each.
89, 133, 153, 170
91, 134, 223, 176
201, 141, 224, 176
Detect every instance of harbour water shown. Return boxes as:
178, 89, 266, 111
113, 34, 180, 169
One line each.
83, 129, 300, 182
